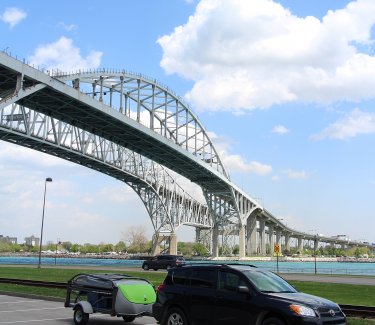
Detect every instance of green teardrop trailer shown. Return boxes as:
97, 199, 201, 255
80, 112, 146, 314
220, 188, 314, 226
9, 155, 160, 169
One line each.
65, 273, 156, 324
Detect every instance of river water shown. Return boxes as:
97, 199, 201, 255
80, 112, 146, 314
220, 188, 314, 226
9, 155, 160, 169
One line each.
1, 256, 375, 276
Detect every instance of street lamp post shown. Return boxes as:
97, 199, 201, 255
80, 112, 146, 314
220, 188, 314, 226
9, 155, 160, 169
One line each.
314, 234, 317, 275
38, 177, 52, 269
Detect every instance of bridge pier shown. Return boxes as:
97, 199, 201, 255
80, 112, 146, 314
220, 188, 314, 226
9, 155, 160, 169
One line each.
284, 233, 291, 252
276, 228, 282, 246
246, 215, 257, 255
212, 225, 219, 258
239, 224, 246, 258
297, 236, 304, 254
259, 218, 266, 255
169, 233, 177, 255
268, 224, 275, 256
151, 232, 178, 255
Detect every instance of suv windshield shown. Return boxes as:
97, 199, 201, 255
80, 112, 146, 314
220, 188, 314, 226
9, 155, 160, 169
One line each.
243, 270, 297, 293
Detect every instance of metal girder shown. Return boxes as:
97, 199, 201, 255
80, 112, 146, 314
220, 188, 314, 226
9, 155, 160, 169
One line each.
1, 51, 367, 253
0, 103, 212, 232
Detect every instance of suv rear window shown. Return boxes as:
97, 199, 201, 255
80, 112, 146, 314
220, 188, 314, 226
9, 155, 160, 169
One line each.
172, 268, 190, 286
190, 269, 215, 288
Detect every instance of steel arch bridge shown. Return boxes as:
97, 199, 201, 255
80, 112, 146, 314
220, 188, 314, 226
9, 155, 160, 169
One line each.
0, 52, 368, 256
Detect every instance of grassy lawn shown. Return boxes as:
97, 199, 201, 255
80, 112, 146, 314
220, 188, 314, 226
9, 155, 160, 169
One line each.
348, 318, 375, 325
290, 281, 375, 306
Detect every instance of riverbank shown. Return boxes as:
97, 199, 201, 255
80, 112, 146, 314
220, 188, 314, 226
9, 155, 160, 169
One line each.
2, 252, 375, 263
211, 256, 375, 263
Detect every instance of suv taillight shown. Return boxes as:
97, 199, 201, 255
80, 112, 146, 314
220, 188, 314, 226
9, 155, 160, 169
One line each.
156, 283, 166, 292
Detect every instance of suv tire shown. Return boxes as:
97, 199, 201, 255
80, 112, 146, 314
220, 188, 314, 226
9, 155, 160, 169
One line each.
142, 264, 149, 271
164, 307, 188, 325
261, 317, 285, 325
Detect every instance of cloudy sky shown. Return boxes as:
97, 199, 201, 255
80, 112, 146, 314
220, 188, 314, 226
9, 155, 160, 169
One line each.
1, 0, 374, 245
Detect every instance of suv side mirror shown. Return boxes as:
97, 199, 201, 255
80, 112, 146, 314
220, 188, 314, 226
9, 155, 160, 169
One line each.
238, 286, 250, 294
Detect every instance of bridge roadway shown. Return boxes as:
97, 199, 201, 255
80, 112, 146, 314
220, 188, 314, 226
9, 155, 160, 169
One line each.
0, 51, 368, 256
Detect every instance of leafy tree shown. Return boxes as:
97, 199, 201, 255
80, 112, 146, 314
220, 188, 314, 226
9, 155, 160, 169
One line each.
62, 241, 72, 251
192, 242, 207, 256
232, 244, 239, 255
123, 225, 148, 254
70, 244, 80, 253
115, 241, 127, 253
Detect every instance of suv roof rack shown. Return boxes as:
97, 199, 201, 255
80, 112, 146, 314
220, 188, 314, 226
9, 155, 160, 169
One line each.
178, 262, 257, 268
223, 263, 258, 268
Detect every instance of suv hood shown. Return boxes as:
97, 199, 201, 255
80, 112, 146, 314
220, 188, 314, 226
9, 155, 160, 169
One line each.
267, 292, 338, 308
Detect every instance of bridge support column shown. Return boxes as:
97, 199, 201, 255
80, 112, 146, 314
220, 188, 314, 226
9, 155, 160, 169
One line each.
212, 225, 219, 258
276, 228, 282, 245
268, 224, 274, 256
151, 233, 161, 256
239, 224, 246, 258
314, 238, 319, 253
259, 218, 266, 255
169, 233, 177, 255
284, 233, 290, 252
246, 215, 257, 255
297, 236, 304, 254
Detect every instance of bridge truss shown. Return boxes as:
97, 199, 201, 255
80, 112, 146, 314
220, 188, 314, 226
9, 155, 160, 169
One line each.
0, 51, 370, 256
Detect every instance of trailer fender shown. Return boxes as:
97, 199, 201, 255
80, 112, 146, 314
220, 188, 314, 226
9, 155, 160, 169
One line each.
74, 301, 93, 314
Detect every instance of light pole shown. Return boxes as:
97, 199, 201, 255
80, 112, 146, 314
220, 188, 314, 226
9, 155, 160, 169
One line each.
38, 177, 52, 269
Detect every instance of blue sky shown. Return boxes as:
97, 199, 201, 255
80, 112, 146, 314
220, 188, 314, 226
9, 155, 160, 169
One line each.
1, 0, 374, 246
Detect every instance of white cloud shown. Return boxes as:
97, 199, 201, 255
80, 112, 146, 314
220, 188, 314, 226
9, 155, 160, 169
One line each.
28, 36, 102, 72
158, 0, 375, 112
284, 169, 308, 180
272, 125, 290, 135
1, 7, 27, 28
207, 131, 272, 176
223, 154, 272, 175
312, 108, 375, 140
0, 142, 74, 168
58, 22, 78, 32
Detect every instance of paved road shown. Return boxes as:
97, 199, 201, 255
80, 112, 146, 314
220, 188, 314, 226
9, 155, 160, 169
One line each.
0, 294, 157, 325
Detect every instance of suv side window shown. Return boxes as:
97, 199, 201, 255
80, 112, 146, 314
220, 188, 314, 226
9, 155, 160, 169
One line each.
219, 271, 247, 292
172, 268, 190, 286
190, 269, 215, 288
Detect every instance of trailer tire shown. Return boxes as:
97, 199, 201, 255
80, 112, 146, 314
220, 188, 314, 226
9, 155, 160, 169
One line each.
74, 305, 89, 325
123, 315, 136, 322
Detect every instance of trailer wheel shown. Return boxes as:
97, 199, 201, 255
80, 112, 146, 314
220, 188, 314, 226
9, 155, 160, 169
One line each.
123, 315, 136, 322
74, 305, 89, 325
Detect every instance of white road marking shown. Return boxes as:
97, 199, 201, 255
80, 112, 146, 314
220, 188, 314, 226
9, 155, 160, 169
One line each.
0, 307, 65, 313
0, 300, 44, 305
0, 317, 71, 323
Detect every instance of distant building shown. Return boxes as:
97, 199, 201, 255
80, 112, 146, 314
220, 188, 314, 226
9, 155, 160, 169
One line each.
0, 235, 17, 244
25, 235, 39, 247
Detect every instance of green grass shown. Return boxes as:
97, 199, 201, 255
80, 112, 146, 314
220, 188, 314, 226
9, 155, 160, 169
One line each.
290, 281, 375, 306
0, 266, 166, 298
348, 318, 375, 325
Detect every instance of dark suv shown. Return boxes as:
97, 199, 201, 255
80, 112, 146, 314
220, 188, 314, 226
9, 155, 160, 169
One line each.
153, 264, 346, 325
142, 255, 186, 271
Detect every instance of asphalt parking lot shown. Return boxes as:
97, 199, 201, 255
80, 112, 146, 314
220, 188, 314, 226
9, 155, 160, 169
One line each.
0, 294, 157, 324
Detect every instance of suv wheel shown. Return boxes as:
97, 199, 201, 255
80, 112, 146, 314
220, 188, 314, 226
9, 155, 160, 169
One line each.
261, 317, 285, 325
164, 307, 188, 325
142, 264, 149, 271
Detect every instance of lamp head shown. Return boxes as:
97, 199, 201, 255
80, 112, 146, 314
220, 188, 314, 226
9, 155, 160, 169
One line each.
46, 177, 52, 182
